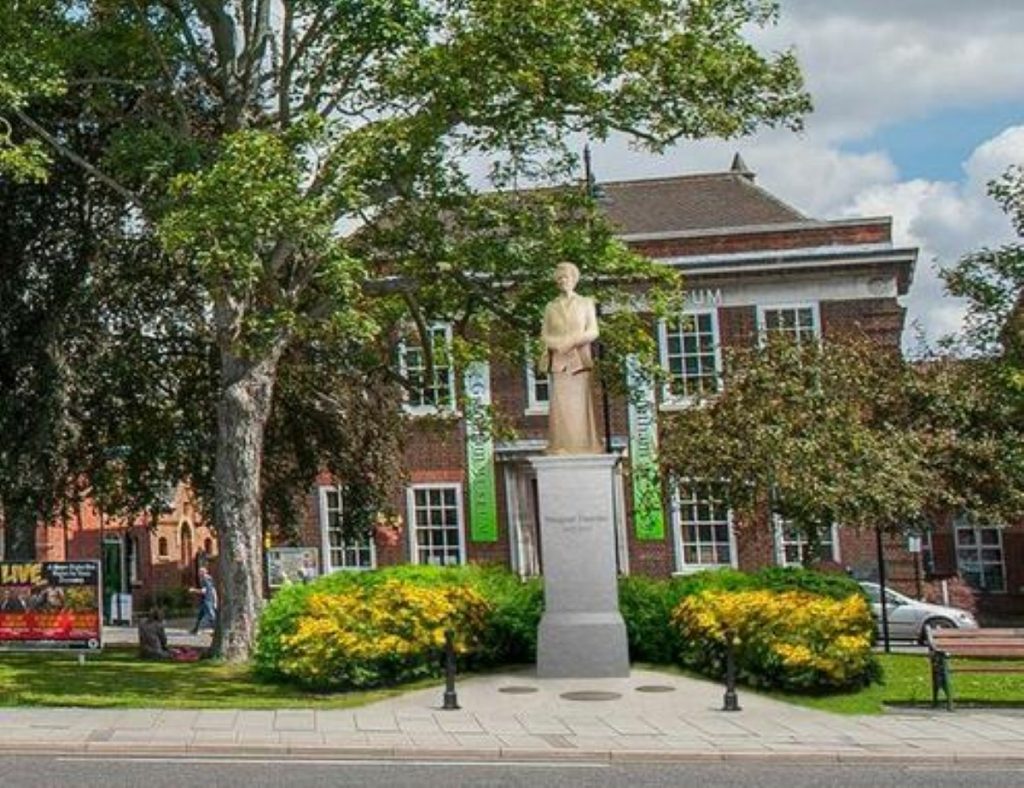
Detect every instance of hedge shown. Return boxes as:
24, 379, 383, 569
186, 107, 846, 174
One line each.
672, 588, 878, 691
254, 564, 872, 692
253, 564, 542, 686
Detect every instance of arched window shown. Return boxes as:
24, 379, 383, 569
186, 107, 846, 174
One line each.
157, 536, 168, 558
204, 537, 214, 557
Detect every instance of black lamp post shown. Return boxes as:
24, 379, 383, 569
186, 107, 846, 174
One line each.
442, 628, 460, 710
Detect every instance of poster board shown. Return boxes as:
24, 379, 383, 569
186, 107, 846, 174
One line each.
0, 561, 102, 651
266, 547, 319, 588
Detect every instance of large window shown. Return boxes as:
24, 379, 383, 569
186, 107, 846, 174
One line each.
758, 304, 819, 345
673, 483, 735, 571
319, 486, 375, 571
955, 517, 1005, 592
408, 484, 464, 566
660, 311, 721, 403
775, 517, 839, 567
398, 324, 455, 412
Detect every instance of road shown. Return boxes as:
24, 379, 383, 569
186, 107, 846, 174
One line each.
1, 755, 1021, 788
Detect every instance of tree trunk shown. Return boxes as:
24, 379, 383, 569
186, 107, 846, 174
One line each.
211, 345, 282, 662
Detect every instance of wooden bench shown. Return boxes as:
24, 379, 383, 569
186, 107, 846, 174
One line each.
927, 628, 1024, 710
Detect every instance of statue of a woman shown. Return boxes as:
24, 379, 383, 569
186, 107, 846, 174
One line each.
539, 262, 604, 455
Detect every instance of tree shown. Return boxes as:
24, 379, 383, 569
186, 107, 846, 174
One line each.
942, 165, 1024, 387
929, 163, 1024, 523
5, 1, 810, 659
660, 337, 933, 561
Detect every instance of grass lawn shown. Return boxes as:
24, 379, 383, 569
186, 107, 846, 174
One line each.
0, 646, 436, 709
765, 653, 1024, 715
4, 648, 1023, 715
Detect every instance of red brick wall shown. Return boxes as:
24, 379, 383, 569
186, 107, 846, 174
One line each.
734, 513, 776, 570
32, 490, 217, 612
630, 221, 891, 260
718, 305, 757, 349
820, 298, 906, 346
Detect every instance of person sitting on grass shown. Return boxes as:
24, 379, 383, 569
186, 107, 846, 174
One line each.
138, 608, 173, 660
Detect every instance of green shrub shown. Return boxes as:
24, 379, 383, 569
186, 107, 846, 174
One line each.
749, 566, 865, 600
618, 567, 868, 671
618, 575, 681, 664
253, 564, 542, 685
666, 568, 759, 598
277, 580, 490, 689
672, 589, 879, 692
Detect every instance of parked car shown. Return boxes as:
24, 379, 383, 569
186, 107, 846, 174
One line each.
858, 582, 978, 643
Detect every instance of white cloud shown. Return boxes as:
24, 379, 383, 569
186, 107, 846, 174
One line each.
837, 126, 1024, 349
472, 3, 1024, 351
761, 2, 1024, 141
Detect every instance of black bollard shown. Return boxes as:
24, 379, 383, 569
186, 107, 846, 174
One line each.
442, 628, 460, 710
722, 637, 741, 712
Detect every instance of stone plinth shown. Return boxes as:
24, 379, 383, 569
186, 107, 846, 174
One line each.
529, 453, 630, 678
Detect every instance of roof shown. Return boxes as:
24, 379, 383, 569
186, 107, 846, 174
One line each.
599, 170, 808, 236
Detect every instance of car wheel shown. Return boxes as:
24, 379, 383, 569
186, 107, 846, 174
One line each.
918, 617, 956, 645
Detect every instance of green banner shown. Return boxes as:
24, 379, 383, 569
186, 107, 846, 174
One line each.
626, 355, 666, 540
464, 361, 498, 542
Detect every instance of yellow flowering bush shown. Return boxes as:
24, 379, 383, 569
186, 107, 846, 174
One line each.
672, 589, 878, 691
276, 580, 491, 689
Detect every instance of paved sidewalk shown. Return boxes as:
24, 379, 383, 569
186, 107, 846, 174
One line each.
1, 666, 1023, 763
102, 620, 213, 650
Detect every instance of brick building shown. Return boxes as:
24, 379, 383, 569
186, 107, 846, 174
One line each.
24, 484, 217, 618
14, 159, 1014, 618
293, 158, 1022, 618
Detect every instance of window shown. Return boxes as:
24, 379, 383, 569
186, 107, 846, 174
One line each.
319, 486, 375, 571
525, 363, 550, 412
157, 537, 168, 559
126, 535, 139, 585
955, 517, 1005, 592
672, 483, 735, 571
399, 324, 455, 411
775, 517, 839, 567
919, 529, 934, 575
758, 304, 820, 345
408, 484, 464, 566
660, 311, 721, 403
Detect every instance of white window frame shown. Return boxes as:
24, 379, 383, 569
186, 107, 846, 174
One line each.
398, 323, 456, 414
954, 516, 1006, 592
407, 483, 466, 567
318, 485, 376, 572
756, 303, 821, 345
670, 482, 738, 574
127, 534, 140, 585
773, 515, 840, 567
658, 309, 723, 408
919, 528, 935, 575
524, 362, 550, 414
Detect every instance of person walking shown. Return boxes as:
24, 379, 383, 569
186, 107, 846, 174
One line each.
189, 566, 218, 634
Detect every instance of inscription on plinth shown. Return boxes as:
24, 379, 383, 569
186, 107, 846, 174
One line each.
530, 454, 630, 678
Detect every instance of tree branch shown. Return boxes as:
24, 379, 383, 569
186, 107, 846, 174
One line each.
156, 1, 219, 90
130, 0, 192, 135
13, 108, 144, 209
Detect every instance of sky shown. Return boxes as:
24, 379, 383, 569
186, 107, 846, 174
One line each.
584, 0, 1024, 351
